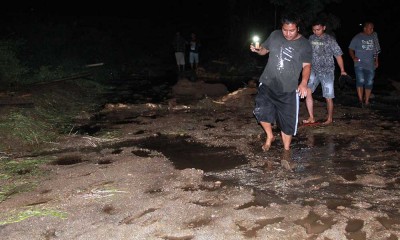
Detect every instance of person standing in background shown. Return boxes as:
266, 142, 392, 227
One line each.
172, 31, 187, 72
189, 33, 201, 72
349, 22, 380, 108
303, 19, 347, 125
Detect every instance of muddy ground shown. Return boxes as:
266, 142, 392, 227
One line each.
0, 72, 400, 240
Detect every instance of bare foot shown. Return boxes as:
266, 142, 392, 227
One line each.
261, 136, 276, 152
281, 160, 293, 172
261, 144, 271, 152
281, 150, 296, 172
302, 118, 315, 124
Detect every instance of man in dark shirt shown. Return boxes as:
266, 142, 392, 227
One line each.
250, 13, 312, 153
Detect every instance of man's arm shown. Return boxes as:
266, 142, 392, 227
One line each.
250, 45, 269, 55
297, 63, 311, 99
349, 49, 358, 62
374, 55, 379, 69
335, 55, 347, 75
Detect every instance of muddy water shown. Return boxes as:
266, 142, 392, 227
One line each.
135, 135, 247, 171
82, 74, 400, 222
106, 129, 398, 221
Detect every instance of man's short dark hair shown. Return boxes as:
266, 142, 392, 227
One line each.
280, 13, 301, 27
363, 21, 374, 28
312, 18, 326, 27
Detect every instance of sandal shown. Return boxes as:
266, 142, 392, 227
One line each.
302, 119, 315, 124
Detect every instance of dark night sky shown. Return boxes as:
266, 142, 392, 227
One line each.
1, 1, 394, 43
1, 1, 228, 42
1, 1, 395, 35
1, 0, 399, 77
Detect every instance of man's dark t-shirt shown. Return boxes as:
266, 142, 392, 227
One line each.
259, 30, 312, 93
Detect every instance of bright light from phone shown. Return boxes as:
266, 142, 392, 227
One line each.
253, 36, 260, 49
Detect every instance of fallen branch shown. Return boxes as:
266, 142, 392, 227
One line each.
30, 72, 93, 86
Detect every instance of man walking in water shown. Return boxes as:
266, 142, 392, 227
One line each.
251, 13, 312, 152
303, 19, 347, 125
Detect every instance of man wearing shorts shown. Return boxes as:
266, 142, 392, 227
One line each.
250, 13, 312, 151
349, 22, 380, 108
189, 33, 200, 71
172, 32, 187, 72
303, 19, 347, 125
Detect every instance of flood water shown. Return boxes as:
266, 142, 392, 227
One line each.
103, 127, 399, 220
81, 72, 400, 220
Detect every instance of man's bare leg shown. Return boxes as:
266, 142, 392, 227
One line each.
303, 88, 315, 124
364, 89, 372, 105
281, 131, 292, 151
260, 121, 275, 151
323, 98, 333, 125
357, 87, 364, 103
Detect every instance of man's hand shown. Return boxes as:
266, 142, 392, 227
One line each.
297, 84, 308, 99
250, 45, 268, 55
250, 44, 259, 52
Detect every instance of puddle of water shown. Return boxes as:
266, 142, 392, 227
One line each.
131, 150, 151, 158
111, 149, 123, 154
135, 135, 247, 172
239, 217, 285, 238
97, 159, 112, 165
326, 198, 352, 210
52, 155, 83, 165
345, 219, 364, 232
294, 211, 336, 234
